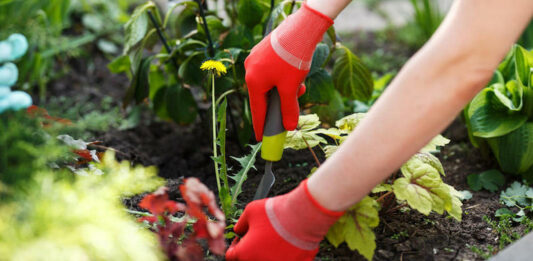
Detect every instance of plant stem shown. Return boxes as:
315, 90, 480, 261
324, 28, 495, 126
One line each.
386, 203, 408, 214
147, 10, 180, 71
302, 135, 321, 167
211, 73, 221, 192
376, 191, 393, 203
195, 0, 215, 57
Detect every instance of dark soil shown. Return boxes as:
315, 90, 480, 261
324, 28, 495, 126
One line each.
96, 115, 524, 261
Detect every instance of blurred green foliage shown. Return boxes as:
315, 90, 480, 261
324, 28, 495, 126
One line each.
0, 110, 165, 260
0, 0, 141, 98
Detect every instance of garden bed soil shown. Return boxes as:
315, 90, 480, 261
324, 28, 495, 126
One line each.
42, 39, 528, 261
97, 117, 519, 261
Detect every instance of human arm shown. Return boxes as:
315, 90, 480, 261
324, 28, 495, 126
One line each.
228, 1, 533, 260
308, 0, 533, 211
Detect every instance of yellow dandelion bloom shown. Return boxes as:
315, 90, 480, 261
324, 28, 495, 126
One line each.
200, 60, 227, 76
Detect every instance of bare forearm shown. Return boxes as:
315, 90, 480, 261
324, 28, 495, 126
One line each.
308, 0, 533, 211
307, 0, 352, 19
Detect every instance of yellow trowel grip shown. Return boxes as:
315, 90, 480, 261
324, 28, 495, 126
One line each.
261, 88, 286, 162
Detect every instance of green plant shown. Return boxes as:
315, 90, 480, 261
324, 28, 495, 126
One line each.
467, 169, 506, 192
407, 0, 443, 46
0, 109, 166, 259
284, 113, 462, 260
464, 44, 533, 182
112, 0, 374, 141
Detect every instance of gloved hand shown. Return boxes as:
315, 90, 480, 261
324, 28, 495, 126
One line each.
245, 4, 333, 141
225, 179, 343, 261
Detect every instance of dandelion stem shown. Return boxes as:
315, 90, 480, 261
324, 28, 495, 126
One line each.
212, 73, 221, 193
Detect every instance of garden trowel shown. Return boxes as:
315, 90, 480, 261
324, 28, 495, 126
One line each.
253, 88, 287, 200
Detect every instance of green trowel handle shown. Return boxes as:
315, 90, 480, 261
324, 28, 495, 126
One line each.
261, 88, 287, 162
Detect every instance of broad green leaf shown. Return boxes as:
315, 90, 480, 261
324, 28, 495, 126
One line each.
173, 5, 198, 37
500, 181, 529, 207
107, 55, 131, 74
152, 86, 170, 119
395, 157, 445, 215
310, 90, 345, 125
332, 45, 373, 101
296, 114, 321, 131
371, 184, 392, 193
300, 69, 335, 106
420, 135, 450, 153
124, 56, 154, 107
323, 145, 338, 158
123, 1, 156, 55
313, 128, 343, 140
197, 15, 227, 40
284, 114, 330, 150
237, 0, 264, 29
308, 43, 330, 76
335, 113, 365, 133
411, 153, 445, 176
148, 68, 166, 100
488, 122, 533, 174
178, 52, 204, 86
468, 83, 527, 138
230, 143, 262, 205
514, 45, 532, 86
495, 208, 514, 218
466, 169, 505, 192
165, 84, 198, 124
326, 197, 379, 261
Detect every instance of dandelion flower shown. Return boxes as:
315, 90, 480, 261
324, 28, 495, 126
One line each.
200, 60, 227, 76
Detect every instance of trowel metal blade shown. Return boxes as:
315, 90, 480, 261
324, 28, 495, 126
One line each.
253, 161, 275, 200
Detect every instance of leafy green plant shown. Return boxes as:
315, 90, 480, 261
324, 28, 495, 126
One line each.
112, 0, 374, 140
467, 169, 506, 192
464, 44, 533, 182
407, 0, 443, 46
284, 113, 462, 260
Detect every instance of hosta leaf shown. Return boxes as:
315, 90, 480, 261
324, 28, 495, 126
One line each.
308, 43, 329, 76
230, 143, 262, 204
488, 122, 533, 174
335, 113, 365, 133
326, 197, 379, 261
420, 135, 450, 153
468, 82, 527, 138
514, 45, 533, 86
332, 45, 373, 101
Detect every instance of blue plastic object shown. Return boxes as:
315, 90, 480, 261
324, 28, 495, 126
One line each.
0, 63, 18, 86
0, 33, 32, 114
8, 34, 29, 60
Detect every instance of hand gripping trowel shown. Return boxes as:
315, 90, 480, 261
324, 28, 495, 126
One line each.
253, 88, 287, 200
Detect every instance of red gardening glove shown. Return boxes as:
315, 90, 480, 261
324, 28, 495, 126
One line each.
225, 180, 344, 261
245, 4, 333, 141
